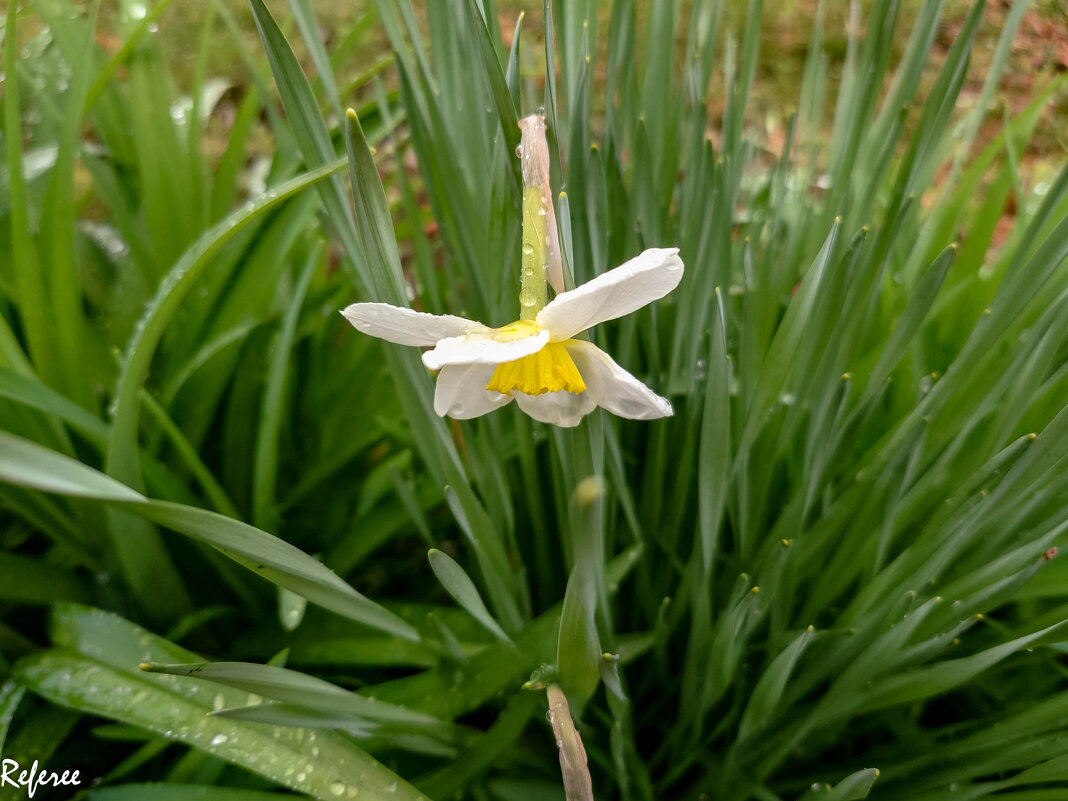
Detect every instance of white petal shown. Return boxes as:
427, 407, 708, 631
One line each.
342, 302, 488, 346
434, 364, 512, 419
513, 390, 597, 428
422, 328, 550, 371
566, 340, 673, 420
536, 248, 684, 340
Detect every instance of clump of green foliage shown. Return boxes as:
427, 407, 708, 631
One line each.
2, 1, 1068, 800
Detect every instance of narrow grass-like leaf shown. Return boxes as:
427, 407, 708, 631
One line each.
739, 219, 841, 457
209, 702, 373, 736
287, 0, 343, 119
34, 0, 98, 406
428, 549, 513, 644
799, 768, 880, 801
249, 0, 386, 301
0, 368, 108, 444
253, 247, 320, 531
0, 433, 419, 641
505, 12, 523, 112
341, 108, 407, 302
416, 691, 538, 799
736, 625, 814, 744
0, 432, 145, 503
856, 619, 1068, 714
860, 244, 955, 403
5, 0, 54, 382
16, 650, 411, 801
141, 661, 447, 732
465, 0, 521, 174
0, 681, 25, 755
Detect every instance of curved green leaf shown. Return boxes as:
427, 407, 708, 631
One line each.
0, 433, 419, 641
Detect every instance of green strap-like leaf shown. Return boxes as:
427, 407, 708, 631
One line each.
427, 549, 513, 644
141, 661, 448, 732
0, 433, 420, 642
17, 650, 412, 801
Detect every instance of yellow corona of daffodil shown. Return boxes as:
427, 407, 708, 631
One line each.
341, 115, 684, 428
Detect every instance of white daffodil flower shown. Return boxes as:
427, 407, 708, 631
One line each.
341, 113, 683, 428
341, 247, 683, 428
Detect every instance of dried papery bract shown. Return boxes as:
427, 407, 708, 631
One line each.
546, 684, 595, 801
517, 114, 565, 298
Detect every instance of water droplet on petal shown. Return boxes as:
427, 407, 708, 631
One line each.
330, 782, 347, 796
211, 734, 228, 746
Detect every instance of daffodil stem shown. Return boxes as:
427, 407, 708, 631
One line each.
520, 185, 549, 320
